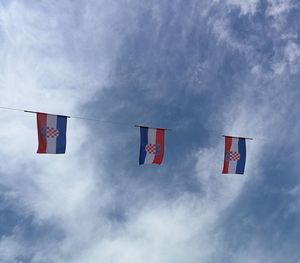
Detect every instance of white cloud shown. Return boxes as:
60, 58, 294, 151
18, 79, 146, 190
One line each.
226, 0, 259, 15
0, 236, 25, 262
266, 0, 295, 17
0, 1, 299, 262
266, 0, 300, 34
0, 1, 131, 261
284, 42, 300, 73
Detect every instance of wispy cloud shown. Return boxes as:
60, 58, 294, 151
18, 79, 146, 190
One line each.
0, 1, 300, 262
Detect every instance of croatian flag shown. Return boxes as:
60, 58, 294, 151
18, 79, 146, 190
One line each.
222, 136, 246, 174
37, 113, 67, 154
139, 127, 165, 165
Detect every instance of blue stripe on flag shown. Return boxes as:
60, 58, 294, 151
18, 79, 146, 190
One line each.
56, 116, 67, 154
236, 138, 246, 174
139, 127, 148, 165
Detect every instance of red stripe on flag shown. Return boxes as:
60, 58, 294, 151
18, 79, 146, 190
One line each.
153, 129, 165, 165
37, 113, 47, 153
222, 136, 232, 174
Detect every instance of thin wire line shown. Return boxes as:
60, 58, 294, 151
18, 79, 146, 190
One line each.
0, 106, 24, 112
134, 124, 172, 131
68, 115, 102, 121
24, 110, 71, 118
0, 106, 107, 122
222, 135, 254, 140
0, 106, 259, 139
0, 106, 143, 127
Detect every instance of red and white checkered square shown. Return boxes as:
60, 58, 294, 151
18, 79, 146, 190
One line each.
229, 151, 240, 161
46, 127, 59, 138
145, 144, 157, 154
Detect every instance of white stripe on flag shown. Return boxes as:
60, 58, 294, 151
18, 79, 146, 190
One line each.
228, 138, 239, 174
144, 128, 156, 164
46, 115, 57, 154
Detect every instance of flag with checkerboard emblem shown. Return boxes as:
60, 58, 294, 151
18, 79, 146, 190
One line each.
139, 127, 165, 165
37, 113, 67, 154
222, 136, 246, 174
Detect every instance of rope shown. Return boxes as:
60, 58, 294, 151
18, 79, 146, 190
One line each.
0, 106, 24, 112
0, 106, 111, 122
0, 106, 259, 139
0, 106, 168, 129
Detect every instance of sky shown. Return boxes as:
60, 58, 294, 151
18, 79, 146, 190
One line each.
0, 0, 300, 262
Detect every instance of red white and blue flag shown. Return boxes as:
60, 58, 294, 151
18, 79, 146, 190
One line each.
37, 113, 67, 154
139, 127, 165, 165
222, 136, 246, 174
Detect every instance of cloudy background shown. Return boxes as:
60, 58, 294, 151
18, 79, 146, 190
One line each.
0, 0, 300, 262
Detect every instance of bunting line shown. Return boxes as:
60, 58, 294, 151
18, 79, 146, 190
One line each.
0, 105, 255, 169
134, 124, 172, 131
0, 106, 171, 128
0, 106, 109, 122
222, 135, 254, 140
0, 106, 24, 112
24, 110, 71, 118
0, 106, 257, 140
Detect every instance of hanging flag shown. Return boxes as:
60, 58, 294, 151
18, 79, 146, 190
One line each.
139, 127, 165, 165
222, 136, 246, 174
37, 113, 67, 154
